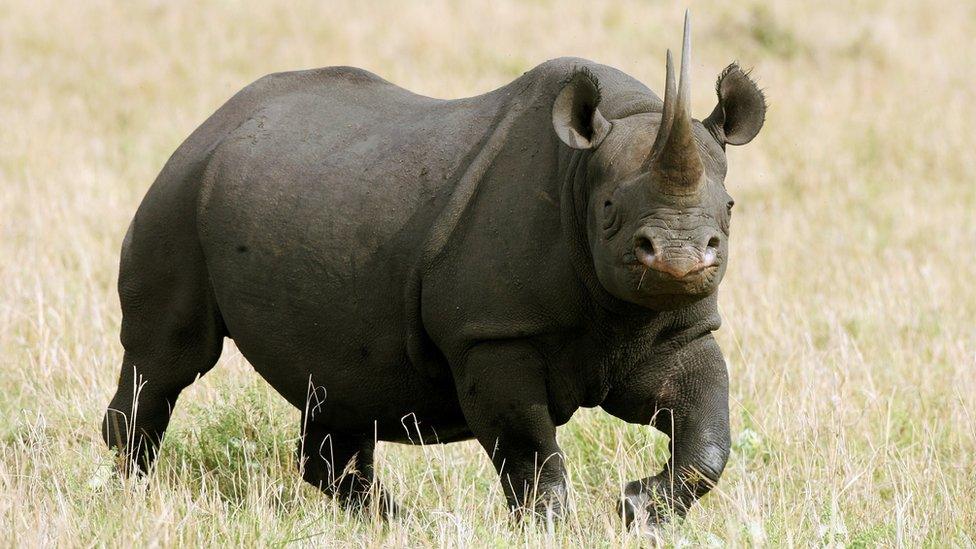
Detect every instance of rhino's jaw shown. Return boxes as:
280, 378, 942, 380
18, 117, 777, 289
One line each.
629, 255, 722, 306
632, 259, 721, 298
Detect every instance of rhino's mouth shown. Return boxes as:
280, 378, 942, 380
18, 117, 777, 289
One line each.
631, 235, 719, 281
625, 247, 720, 301
633, 262, 719, 286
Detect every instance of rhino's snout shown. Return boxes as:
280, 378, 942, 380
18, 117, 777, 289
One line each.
633, 227, 720, 279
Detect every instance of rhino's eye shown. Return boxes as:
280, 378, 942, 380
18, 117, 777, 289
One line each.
602, 200, 620, 234
726, 199, 735, 212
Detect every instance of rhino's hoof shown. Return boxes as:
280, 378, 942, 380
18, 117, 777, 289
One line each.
534, 497, 565, 525
617, 479, 674, 534
371, 490, 401, 520
340, 487, 400, 520
508, 483, 567, 526
617, 495, 668, 543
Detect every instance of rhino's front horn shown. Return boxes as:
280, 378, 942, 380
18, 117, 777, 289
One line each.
648, 11, 704, 194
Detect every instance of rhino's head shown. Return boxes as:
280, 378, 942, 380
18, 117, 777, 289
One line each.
552, 13, 766, 311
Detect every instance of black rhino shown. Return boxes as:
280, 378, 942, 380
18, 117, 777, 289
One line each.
102, 13, 765, 530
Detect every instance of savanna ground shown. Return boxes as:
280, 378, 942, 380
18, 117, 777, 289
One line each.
1, 0, 974, 546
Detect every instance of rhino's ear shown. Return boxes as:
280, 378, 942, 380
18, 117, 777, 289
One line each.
552, 70, 611, 150
703, 63, 766, 147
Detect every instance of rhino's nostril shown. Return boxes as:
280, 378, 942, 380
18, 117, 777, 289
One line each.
635, 236, 655, 267
703, 237, 720, 267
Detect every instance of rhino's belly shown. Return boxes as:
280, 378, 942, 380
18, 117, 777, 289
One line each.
202, 226, 466, 437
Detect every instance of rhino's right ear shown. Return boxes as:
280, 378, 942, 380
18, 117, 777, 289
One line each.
552, 70, 611, 150
703, 63, 766, 147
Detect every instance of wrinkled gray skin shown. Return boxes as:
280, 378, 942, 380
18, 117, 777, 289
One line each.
102, 17, 765, 530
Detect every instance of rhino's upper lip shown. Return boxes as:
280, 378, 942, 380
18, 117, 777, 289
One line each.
623, 251, 719, 280
628, 259, 718, 281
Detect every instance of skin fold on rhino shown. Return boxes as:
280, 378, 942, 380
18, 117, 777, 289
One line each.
102, 13, 765, 530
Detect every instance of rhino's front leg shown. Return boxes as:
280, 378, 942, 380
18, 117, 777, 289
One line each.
454, 341, 566, 519
618, 335, 731, 529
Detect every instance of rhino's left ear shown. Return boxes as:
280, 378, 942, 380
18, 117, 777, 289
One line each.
703, 63, 766, 147
552, 69, 611, 150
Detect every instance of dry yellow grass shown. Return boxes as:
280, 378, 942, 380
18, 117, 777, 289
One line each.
1, 0, 974, 546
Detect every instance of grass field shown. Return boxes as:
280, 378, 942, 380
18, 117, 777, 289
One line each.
2, 0, 974, 546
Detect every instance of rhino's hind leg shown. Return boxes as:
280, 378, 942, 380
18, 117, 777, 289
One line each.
102, 213, 226, 475
297, 421, 398, 517
101, 299, 224, 474
102, 343, 223, 474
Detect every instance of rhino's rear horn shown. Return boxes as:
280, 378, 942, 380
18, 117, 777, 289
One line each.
646, 11, 704, 194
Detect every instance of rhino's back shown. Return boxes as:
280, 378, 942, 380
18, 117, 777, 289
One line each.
197, 66, 502, 273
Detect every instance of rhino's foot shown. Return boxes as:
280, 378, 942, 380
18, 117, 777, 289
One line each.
506, 479, 568, 529
297, 420, 400, 519
617, 476, 684, 532
335, 481, 400, 520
